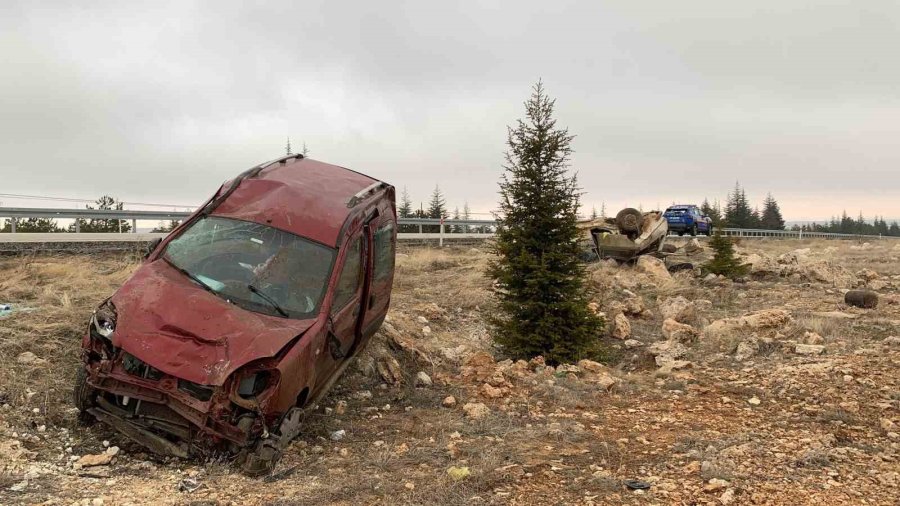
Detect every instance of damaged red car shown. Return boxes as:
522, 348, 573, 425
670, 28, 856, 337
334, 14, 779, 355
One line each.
75, 154, 396, 475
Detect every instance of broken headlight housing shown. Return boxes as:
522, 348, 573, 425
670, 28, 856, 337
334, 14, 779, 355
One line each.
91, 300, 117, 338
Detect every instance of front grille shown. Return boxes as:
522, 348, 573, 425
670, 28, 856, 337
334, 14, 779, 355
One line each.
178, 379, 213, 401
122, 353, 164, 380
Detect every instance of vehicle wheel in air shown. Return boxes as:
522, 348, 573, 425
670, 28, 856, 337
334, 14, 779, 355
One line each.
690, 225, 698, 237
73, 367, 98, 424
615, 208, 643, 235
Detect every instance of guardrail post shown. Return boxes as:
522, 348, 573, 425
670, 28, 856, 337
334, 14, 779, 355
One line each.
439, 219, 444, 248
132, 219, 137, 233
10, 218, 15, 233
75, 219, 80, 233
799, 229, 803, 240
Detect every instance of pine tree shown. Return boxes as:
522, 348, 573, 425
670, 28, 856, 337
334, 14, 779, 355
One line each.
704, 231, 749, 279
590, 206, 598, 219
285, 137, 292, 156
451, 207, 461, 233
69, 196, 132, 233
462, 202, 471, 233
700, 198, 723, 227
426, 185, 447, 233
725, 182, 754, 228
487, 82, 603, 365
760, 193, 785, 230
398, 187, 415, 233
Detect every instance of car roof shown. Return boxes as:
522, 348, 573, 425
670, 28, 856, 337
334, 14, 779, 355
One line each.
667, 205, 697, 209
211, 157, 381, 247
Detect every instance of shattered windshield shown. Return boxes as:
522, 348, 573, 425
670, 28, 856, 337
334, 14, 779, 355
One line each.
162, 216, 335, 319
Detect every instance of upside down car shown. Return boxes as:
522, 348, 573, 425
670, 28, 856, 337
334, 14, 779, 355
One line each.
75, 154, 396, 475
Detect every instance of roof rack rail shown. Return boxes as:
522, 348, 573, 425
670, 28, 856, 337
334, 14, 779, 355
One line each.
347, 182, 388, 208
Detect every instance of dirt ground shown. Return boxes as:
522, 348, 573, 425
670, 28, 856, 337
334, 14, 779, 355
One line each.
1, 238, 899, 505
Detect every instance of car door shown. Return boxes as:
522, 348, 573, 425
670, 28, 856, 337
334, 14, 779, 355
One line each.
359, 217, 395, 342
324, 231, 366, 370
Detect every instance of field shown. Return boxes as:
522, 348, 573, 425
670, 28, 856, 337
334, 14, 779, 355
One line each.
1, 239, 899, 505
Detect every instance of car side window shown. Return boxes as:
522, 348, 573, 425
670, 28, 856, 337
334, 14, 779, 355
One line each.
373, 222, 395, 281
333, 236, 363, 311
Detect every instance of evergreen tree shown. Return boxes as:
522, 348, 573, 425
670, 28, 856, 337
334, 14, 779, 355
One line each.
1, 217, 61, 233
398, 187, 416, 233
487, 82, 603, 365
426, 185, 447, 233
451, 207, 462, 233
760, 193, 785, 230
69, 196, 132, 233
462, 202, 471, 233
890, 222, 900, 236
704, 231, 749, 279
590, 206, 598, 220
700, 198, 723, 227
724, 182, 754, 228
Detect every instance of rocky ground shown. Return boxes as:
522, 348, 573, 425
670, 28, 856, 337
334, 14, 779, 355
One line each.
1, 239, 899, 505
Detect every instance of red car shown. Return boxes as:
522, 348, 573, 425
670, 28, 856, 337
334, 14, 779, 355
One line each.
75, 154, 396, 475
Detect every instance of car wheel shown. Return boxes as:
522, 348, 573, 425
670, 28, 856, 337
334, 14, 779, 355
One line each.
73, 367, 98, 424
678, 231, 684, 236
705, 224, 712, 236
615, 208, 643, 235
690, 225, 698, 237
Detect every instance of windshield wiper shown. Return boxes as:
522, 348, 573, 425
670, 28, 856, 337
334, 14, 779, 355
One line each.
164, 258, 217, 294
247, 284, 288, 318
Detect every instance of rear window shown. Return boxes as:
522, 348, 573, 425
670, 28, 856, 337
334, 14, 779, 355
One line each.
665, 208, 687, 216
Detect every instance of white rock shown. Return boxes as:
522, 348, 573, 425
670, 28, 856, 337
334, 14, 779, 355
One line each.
415, 371, 433, 387
794, 344, 825, 355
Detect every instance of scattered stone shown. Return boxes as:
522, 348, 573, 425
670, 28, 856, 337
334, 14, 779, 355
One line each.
683, 238, 702, 253
662, 318, 699, 343
447, 466, 471, 481
421, 325, 432, 336
803, 331, 824, 345
416, 316, 429, 324
16, 351, 46, 365
747, 396, 761, 406
462, 402, 489, 420
335, 400, 347, 415
648, 340, 688, 368
611, 313, 632, 340
734, 337, 759, 362
376, 357, 404, 385
857, 268, 879, 281
635, 255, 672, 281
76, 452, 114, 468
481, 383, 504, 399
442, 396, 457, 408
330, 430, 346, 441
624, 339, 643, 349
845, 290, 878, 309
704, 478, 729, 492
794, 344, 825, 355
705, 309, 791, 339
659, 296, 696, 323
178, 478, 201, 493
415, 371, 433, 387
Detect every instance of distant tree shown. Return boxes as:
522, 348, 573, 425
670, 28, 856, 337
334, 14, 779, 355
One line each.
462, 202, 471, 233
1, 217, 61, 233
285, 137, 292, 156
590, 206, 598, 220
487, 81, 603, 365
151, 219, 181, 233
398, 187, 416, 233
704, 231, 749, 279
69, 196, 132, 233
451, 207, 462, 233
700, 198, 724, 227
890, 222, 900, 236
760, 193, 785, 230
724, 182, 755, 228
426, 185, 447, 233
301, 142, 309, 157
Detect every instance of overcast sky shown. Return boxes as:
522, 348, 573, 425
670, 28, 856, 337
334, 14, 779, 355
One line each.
1, 1, 898, 221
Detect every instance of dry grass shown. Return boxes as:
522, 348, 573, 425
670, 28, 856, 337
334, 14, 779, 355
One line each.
0, 253, 140, 425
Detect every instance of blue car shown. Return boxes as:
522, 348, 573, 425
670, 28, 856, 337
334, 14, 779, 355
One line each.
664, 205, 712, 236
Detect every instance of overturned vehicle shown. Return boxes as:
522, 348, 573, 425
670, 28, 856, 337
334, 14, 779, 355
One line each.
75, 154, 396, 475
578, 208, 669, 262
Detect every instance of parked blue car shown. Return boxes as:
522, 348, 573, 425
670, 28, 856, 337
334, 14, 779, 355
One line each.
663, 205, 712, 236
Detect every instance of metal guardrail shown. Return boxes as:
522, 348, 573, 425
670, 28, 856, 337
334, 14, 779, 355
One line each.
1, 207, 896, 242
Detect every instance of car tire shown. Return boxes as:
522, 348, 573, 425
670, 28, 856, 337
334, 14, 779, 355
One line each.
73, 367, 98, 424
678, 231, 684, 236
690, 225, 698, 237
615, 208, 643, 234
705, 224, 712, 236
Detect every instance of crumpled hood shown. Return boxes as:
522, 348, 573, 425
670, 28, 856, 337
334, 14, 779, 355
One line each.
110, 260, 315, 386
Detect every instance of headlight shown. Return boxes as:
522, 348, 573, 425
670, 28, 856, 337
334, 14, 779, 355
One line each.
237, 371, 272, 399
91, 300, 117, 338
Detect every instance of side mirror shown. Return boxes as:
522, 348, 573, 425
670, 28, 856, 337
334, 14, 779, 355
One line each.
145, 237, 162, 259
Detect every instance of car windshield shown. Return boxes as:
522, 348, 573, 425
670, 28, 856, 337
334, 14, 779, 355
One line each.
163, 216, 335, 319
